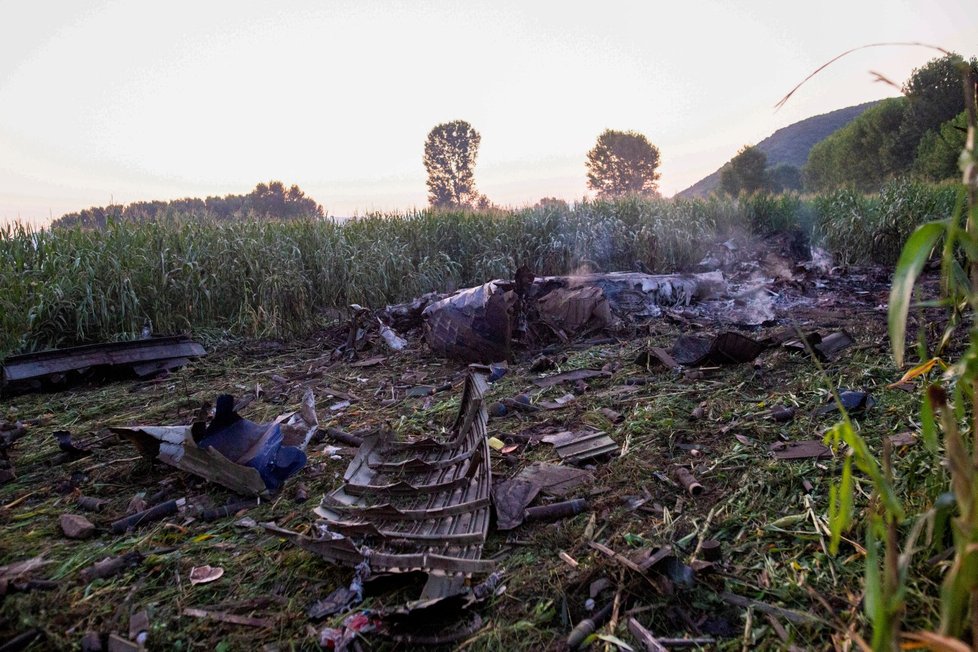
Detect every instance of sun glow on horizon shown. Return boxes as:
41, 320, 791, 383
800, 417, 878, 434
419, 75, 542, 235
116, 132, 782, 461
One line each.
0, 0, 976, 223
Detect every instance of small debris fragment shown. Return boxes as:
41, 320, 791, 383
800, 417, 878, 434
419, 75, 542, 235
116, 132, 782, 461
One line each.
532, 369, 611, 389
182, 608, 273, 628
523, 498, 588, 523
80, 631, 104, 652
126, 494, 147, 515
115, 392, 311, 494
538, 393, 577, 410
79, 552, 144, 583
699, 539, 722, 562
670, 331, 768, 366
558, 551, 579, 568
543, 430, 618, 463
349, 355, 386, 368
110, 498, 185, 534
769, 440, 832, 460
200, 497, 259, 522
60, 513, 96, 539
128, 609, 149, 646
567, 602, 613, 649
378, 320, 407, 351
812, 330, 855, 361
814, 390, 874, 416
673, 468, 703, 496
188, 565, 224, 585
53, 430, 91, 461
529, 355, 557, 372
768, 405, 795, 423
888, 432, 918, 448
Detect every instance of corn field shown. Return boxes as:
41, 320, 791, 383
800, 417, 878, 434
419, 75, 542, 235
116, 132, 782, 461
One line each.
0, 184, 957, 357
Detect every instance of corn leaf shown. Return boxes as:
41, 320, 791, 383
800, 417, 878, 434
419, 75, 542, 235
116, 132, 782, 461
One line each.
889, 221, 947, 366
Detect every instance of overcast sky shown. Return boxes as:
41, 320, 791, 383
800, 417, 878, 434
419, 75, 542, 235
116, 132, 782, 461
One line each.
1, 0, 976, 224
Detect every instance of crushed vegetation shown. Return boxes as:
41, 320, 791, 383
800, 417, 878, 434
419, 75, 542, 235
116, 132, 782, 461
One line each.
0, 229, 960, 650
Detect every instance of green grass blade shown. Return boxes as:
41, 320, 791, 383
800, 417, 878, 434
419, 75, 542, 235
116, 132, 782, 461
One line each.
888, 221, 946, 366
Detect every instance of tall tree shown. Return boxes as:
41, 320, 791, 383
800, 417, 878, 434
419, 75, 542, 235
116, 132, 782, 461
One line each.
890, 54, 978, 170
720, 145, 769, 195
423, 120, 482, 208
586, 129, 661, 198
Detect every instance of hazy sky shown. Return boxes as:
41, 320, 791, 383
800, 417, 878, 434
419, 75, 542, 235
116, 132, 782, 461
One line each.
1, 0, 976, 224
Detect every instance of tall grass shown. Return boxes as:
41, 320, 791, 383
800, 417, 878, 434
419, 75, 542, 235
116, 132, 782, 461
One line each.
814, 179, 959, 265
0, 184, 957, 357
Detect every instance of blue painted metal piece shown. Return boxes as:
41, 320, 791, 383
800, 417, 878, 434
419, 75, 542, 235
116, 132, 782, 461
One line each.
198, 394, 306, 492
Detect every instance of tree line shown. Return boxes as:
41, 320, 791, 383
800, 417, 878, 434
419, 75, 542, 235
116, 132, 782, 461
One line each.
719, 53, 977, 196
53, 181, 324, 228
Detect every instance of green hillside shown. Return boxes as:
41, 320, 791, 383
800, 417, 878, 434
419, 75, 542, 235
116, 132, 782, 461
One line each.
676, 100, 880, 197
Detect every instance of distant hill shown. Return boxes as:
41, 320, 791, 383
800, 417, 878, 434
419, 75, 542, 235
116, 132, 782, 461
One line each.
676, 100, 881, 198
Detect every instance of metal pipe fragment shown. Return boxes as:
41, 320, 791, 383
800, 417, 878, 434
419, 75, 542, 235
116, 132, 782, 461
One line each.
523, 498, 587, 523
673, 468, 703, 496
700, 539, 722, 562
200, 497, 259, 522
79, 552, 144, 583
567, 602, 613, 649
324, 427, 363, 447
77, 496, 108, 512
110, 498, 185, 533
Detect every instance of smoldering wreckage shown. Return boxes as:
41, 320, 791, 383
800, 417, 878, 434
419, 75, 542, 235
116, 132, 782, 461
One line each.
1, 238, 877, 650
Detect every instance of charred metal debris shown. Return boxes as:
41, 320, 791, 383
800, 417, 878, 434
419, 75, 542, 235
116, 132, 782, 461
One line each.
1, 335, 206, 396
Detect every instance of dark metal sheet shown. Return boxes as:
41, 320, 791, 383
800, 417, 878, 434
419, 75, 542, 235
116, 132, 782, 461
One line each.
2, 336, 206, 390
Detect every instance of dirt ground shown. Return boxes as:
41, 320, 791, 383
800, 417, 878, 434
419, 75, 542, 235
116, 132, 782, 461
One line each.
0, 239, 951, 651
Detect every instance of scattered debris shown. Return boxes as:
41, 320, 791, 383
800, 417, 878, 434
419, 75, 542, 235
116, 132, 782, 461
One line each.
558, 551, 579, 568
349, 355, 386, 368
60, 513, 96, 539
1, 335, 206, 395
532, 368, 611, 388
80, 631, 103, 652
128, 610, 149, 647
182, 608, 273, 628
668, 332, 768, 366
494, 462, 593, 529
719, 591, 820, 626
699, 539, 723, 563
420, 271, 726, 363
783, 330, 855, 362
